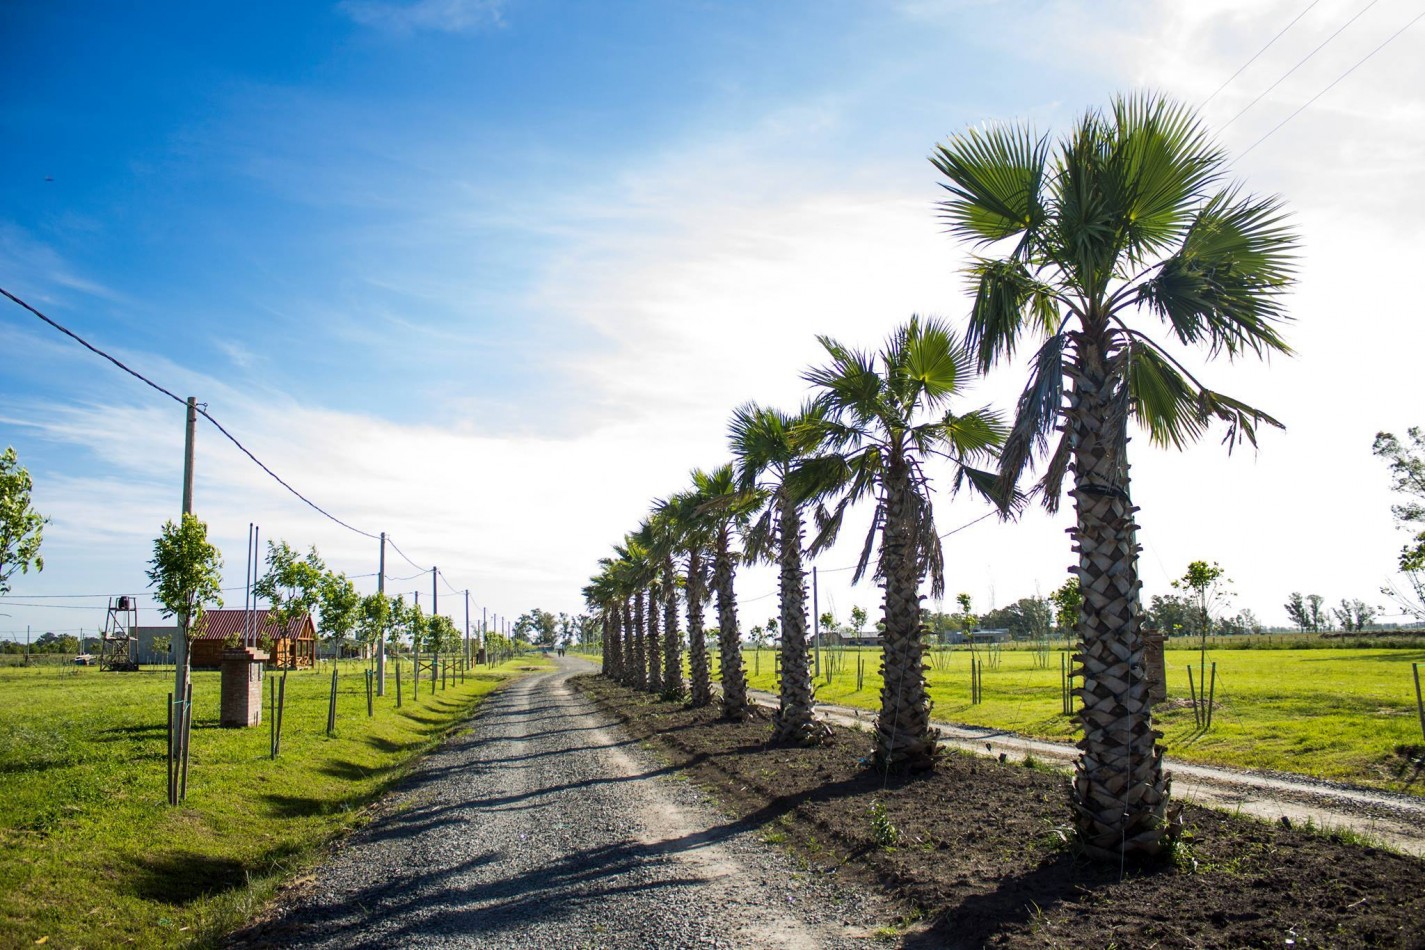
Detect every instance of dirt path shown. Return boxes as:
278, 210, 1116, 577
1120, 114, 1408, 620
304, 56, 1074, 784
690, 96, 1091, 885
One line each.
744, 687, 1425, 856
233, 658, 887, 949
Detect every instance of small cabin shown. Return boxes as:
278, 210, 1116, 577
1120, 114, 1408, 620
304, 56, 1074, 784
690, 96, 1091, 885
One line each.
189, 609, 317, 670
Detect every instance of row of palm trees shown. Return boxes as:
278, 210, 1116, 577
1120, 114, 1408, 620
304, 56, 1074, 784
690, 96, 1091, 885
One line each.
585, 93, 1297, 860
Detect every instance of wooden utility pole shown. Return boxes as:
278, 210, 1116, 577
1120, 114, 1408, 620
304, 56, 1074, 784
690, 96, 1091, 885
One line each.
464, 590, 471, 663
376, 532, 386, 696
174, 396, 196, 707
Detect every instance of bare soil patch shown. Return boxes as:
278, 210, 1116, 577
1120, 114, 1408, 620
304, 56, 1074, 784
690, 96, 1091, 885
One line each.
575, 674, 1425, 949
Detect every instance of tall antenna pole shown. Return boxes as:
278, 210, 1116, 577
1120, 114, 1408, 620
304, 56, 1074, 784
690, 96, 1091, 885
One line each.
376, 532, 386, 696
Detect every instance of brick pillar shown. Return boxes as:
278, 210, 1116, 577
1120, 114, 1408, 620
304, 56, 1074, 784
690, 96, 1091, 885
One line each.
221, 646, 269, 727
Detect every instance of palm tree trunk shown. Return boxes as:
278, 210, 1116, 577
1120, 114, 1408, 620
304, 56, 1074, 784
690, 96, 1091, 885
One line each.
661, 557, 684, 700
629, 596, 646, 690
713, 528, 751, 719
646, 585, 664, 694
874, 462, 936, 769
1066, 335, 1172, 860
602, 609, 617, 678
686, 549, 712, 707
773, 492, 821, 744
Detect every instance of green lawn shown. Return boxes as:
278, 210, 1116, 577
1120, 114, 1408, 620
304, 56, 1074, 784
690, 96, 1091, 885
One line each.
713, 644, 1425, 790
0, 655, 546, 947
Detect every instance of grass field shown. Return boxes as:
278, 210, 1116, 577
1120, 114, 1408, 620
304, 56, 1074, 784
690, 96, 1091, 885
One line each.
714, 644, 1425, 791
0, 654, 547, 948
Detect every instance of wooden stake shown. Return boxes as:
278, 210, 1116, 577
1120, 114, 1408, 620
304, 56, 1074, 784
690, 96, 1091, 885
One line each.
326, 667, 338, 735
1187, 664, 1200, 728
1206, 662, 1218, 730
275, 672, 287, 757
396, 661, 403, 708
1414, 663, 1425, 742
166, 692, 175, 805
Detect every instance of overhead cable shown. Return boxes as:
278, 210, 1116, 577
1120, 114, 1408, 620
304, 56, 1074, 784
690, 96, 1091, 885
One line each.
1219, 0, 1384, 132
1201, 0, 1325, 107
0, 285, 377, 540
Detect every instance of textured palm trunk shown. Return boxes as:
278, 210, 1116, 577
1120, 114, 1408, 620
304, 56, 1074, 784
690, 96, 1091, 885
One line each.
646, 585, 664, 694
773, 492, 821, 744
629, 595, 646, 690
661, 556, 684, 700
686, 549, 713, 707
874, 461, 936, 769
713, 527, 751, 719
1067, 330, 1172, 860
602, 610, 619, 678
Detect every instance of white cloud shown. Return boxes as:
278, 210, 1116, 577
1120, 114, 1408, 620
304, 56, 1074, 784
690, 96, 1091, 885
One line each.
338, 0, 507, 34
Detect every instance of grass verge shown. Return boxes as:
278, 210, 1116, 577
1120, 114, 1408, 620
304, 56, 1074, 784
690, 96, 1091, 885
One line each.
0, 655, 546, 947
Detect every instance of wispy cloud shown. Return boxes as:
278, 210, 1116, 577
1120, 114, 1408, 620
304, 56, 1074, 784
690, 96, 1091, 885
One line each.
337, 0, 508, 34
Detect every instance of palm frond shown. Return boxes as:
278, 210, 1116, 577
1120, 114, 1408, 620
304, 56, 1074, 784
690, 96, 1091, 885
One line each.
931, 122, 1049, 246
1136, 186, 1297, 359
964, 257, 1063, 370
993, 332, 1065, 503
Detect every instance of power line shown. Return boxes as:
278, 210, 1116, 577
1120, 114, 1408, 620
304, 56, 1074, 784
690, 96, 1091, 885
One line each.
1219, 0, 1384, 132
1239, 8, 1425, 157
0, 285, 378, 540
385, 536, 428, 573
1201, 0, 1324, 107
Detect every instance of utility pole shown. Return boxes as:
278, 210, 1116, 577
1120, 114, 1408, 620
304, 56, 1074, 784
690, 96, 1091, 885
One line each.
464, 590, 470, 663
812, 566, 821, 678
376, 532, 386, 696
432, 568, 438, 617
174, 396, 197, 708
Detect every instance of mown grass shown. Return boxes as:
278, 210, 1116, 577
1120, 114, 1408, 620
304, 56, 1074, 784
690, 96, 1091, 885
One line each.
0, 655, 546, 947
713, 645, 1425, 791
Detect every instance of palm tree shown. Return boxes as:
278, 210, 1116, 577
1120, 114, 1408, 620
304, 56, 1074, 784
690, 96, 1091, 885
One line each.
583, 561, 623, 681
611, 538, 647, 690
806, 317, 1006, 770
731, 401, 840, 745
629, 522, 663, 695
653, 488, 716, 705
649, 504, 686, 701
693, 464, 762, 720
930, 93, 1297, 858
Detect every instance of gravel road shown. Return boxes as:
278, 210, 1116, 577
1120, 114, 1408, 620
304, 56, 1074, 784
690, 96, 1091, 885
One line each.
233, 657, 887, 949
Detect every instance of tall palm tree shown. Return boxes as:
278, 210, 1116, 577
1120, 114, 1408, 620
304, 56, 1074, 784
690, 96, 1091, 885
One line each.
649, 504, 686, 701
654, 489, 715, 705
582, 562, 622, 680
930, 93, 1297, 858
629, 522, 663, 695
611, 537, 648, 691
731, 401, 840, 745
806, 317, 1006, 771
693, 464, 762, 720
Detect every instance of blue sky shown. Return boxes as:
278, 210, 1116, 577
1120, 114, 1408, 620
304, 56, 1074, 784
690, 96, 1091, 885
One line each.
3, 0, 1424, 639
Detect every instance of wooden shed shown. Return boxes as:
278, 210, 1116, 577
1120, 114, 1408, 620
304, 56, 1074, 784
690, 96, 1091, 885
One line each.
189, 609, 317, 670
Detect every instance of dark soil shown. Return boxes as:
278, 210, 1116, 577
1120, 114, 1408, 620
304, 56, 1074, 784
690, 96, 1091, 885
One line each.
574, 675, 1425, 949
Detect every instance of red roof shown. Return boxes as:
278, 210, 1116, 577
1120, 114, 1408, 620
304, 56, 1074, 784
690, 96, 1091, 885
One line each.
191, 609, 315, 641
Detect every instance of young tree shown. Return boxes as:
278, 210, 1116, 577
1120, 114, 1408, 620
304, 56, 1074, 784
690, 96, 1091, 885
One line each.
849, 605, 868, 634
319, 570, 362, 651
0, 446, 48, 595
1048, 578, 1082, 646
1148, 593, 1193, 639
1373, 428, 1425, 618
1332, 599, 1377, 632
146, 513, 224, 698
357, 592, 391, 657
932, 93, 1297, 858
254, 541, 326, 626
